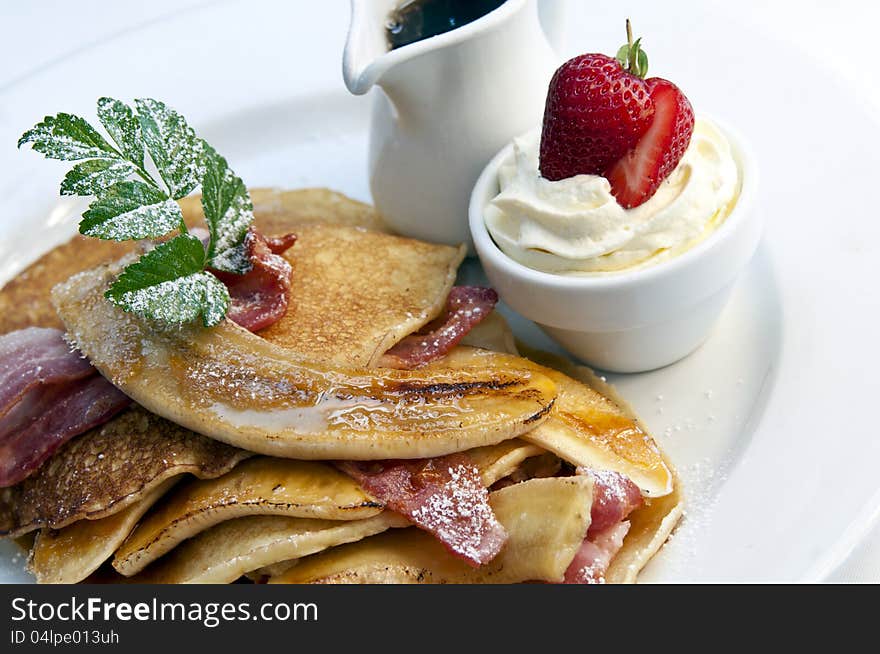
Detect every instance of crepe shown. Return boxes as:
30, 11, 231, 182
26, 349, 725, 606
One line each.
0, 237, 135, 333
113, 438, 546, 578
270, 477, 592, 584
130, 512, 410, 584
0, 188, 384, 336
52, 259, 555, 460
0, 406, 250, 537
29, 479, 178, 584
459, 310, 519, 355
178, 187, 389, 237
259, 224, 464, 367
112, 458, 383, 577
467, 439, 546, 486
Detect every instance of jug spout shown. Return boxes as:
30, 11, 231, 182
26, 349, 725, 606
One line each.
344, 0, 562, 95
343, 0, 400, 95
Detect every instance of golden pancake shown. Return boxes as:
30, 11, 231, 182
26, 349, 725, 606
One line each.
467, 439, 546, 487
0, 237, 134, 333
459, 310, 519, 355
0, 188, 383, 335
270, 477, 592, 584
29, 478, 178, 584
605, 485, 683, 583
259, 224, 465, 367
114, 438, 547, 579
112, 458, 382, 577
0, 406, 250, 537
131, 512, 409, 584
52, 260, 556, 460
178, 187, 388, 237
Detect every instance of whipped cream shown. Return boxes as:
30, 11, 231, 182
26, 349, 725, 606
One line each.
484, 118, 740, 274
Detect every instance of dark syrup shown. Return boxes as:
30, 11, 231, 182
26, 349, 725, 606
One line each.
386, 0, 507, 50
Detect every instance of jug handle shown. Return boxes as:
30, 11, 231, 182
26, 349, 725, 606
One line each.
538, 0, 567, 55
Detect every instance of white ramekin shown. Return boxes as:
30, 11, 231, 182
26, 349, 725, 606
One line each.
469, 119, 761, 373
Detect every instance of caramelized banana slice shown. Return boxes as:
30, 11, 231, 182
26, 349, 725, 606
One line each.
51, 261, 556, 460
112, 458, 382, 577
132, 513, 409, 584
434, 347, 673, 497
30, 479, 178, 584
270, 477, 592, 584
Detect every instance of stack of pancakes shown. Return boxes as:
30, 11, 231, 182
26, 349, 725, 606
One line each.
0, 189, 682, 584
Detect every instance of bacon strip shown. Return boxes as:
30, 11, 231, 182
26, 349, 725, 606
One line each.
0, 327, 94, 418
380, 286, 498, 369
337, 454, 508, 566
0, 328, 130, 486
210, 229, 297, 333
563, 521, 631, 584
562, 467, 644, 584
579, 467, 643, 537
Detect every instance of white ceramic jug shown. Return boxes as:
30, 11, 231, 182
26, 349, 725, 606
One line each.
343, 0, 564, 249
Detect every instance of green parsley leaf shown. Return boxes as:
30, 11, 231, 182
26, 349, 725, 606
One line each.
60, 159, 139, 196
200, 144, 253, 274
80, 181, 183, 240
97, 97, 144, 168
18, 113, 117, 161
106, 234, 230, 327
20, 96, 258, 328
135, 98, 205, 199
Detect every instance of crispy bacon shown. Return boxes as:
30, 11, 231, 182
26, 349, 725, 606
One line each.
580, 467, 643, 537
0, 328, 130, 486
337, 454, 508, 566
562, 467, 644, 584
563, 521, 631, 584
210, 229, 297, 333
0, 327, 94, 418
380, 286, 498, 369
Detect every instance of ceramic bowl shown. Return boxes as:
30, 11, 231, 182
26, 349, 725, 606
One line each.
469, 119, 761, 373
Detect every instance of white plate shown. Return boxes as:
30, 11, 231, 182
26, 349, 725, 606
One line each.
1, 0, 878, 583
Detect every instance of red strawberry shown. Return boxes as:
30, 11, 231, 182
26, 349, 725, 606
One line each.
605, 78, 694, 208
539, 53, 654, 181
538, 21, 695, 209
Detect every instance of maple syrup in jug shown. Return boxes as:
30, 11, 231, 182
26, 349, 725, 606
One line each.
386, 0, 507, 50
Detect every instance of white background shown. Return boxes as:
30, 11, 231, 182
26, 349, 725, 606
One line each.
1, 0, 878, 582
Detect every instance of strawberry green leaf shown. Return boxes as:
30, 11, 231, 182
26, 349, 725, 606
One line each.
615, 45, 629, 68
135, 98, 205, 199
106, 234, 229, 327
60, 159, 139, 196
637, 50, 648, 77
200, 144, 253, 274
97, 97, 144, 168
18, 113, 117, 161
80, 181, 182, 240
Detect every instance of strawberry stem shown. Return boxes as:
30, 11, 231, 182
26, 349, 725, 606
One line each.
615, 18, 649, 78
